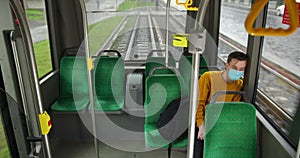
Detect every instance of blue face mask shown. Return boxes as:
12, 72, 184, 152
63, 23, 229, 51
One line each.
228, 69, 244, 81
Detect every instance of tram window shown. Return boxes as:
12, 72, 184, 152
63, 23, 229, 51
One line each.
23, 0, 53, 78
217, 0, 249, 68
84, 0, 185, 61
255, 9, 300, 135
0, 116, 10, 158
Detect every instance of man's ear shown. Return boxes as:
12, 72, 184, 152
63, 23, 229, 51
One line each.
225, 62, 229, 70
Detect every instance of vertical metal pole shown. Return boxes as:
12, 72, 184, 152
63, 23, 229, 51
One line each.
9, 0, 52, 157
296, 137, 300, 158
165, 0, 170, 67
187, 54, 200, 158
78, 0, 99, 157
186, 0, 209, 157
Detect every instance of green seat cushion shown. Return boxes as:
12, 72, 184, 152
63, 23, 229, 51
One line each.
51, 97, 89, 111
144, 74, 187, 148
144, 124, 187, 148
93, 56, 124, 111
94, 96, 124, 111
204, 102, 256, 158
144, 75, 185, 125
51, 57, 89, 112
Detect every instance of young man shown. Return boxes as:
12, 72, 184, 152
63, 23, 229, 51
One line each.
194, 51, 248, 158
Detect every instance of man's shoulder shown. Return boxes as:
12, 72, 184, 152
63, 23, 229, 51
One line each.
202, 71, 222, 77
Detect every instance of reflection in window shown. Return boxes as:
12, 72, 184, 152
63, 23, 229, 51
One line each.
256, 9, 300, 134
0, 116, 10, 158
24, 0, 53, 78
217, 0, 250, 68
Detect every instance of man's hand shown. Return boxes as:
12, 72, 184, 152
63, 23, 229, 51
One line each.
197, 124, 205, 140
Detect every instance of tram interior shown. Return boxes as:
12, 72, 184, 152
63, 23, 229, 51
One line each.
0, 0, 299, 157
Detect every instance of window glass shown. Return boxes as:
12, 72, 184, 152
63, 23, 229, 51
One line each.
85, 0, 186, 62
0, 116, 10, 158
256, 2, 300, 135
24, 0, 53, 78
217, 0, 250, 68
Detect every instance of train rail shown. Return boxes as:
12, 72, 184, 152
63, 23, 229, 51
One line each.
97, 9, 299, 133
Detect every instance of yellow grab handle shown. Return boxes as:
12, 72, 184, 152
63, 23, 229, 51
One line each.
245, 0, 299, 36
175, 0, 198, 11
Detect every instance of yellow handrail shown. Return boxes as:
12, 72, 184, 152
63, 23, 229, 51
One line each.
245, 0, 299, 36
176, 0, 186, 5
176, 0, 198, 11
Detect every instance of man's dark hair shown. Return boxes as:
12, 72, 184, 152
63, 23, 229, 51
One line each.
227, 51, 248, 63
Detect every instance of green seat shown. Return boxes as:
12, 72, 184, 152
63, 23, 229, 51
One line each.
93, 56, 124, 111
145, 57, 176, 78
204, 102, 256, 158
51, 57, 89, 111
144, 74, 187, 148
179, 55, 208, 95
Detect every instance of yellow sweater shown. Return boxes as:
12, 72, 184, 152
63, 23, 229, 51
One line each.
196, 71, 243, 126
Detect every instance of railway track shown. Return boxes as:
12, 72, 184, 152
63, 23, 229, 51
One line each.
98, 7, 299, 130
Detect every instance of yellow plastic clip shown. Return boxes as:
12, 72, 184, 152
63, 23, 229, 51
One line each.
245, 0, 299, 36
87, 57, 93, 71
173, 34, 189, 47
175, 0, 198, 11
38, 111, 52, 135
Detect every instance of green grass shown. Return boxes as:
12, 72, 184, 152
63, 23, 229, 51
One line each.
31, 15, 125, 78
0, 117, 10, 158
33, 40, 53, 78
117, 0, 154, 11
25, 9, 45, 21
117, 0, 136, 11
136, 0, 154, 7
88, 16, 125, 55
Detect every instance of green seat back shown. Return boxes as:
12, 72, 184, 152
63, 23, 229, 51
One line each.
51, 56, 89, 111
179, 55, 208, 95
93, 56, 125, 111
145, 57, 176, 78
144, 74, 187, 147
204, 102, 256, 158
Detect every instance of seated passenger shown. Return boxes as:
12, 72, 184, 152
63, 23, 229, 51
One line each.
194, 51, 248, 158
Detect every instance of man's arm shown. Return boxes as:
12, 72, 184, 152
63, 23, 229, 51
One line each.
196, 72, 211, 139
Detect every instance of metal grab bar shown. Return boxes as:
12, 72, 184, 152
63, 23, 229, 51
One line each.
296, 137, 300, 158
245, 0, 299, 36
166, 1, 171, 68
98, 50, 122, 57
78, 0, 99, 157
9, 31, 34, 141
209, 91, 249, 104
9, 0, 52, 157
148, 66, 181, 76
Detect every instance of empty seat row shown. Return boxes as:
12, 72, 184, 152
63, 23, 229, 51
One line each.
50, 54, 207, 112
51, 55, 124, 112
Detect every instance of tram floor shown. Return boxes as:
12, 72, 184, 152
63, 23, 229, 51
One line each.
51, 140, 187, 158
